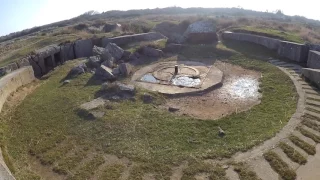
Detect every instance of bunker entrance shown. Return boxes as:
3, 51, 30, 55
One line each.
54, 52, 62, 65
44, 56, 54, 72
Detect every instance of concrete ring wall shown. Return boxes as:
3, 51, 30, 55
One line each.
0, 66, 36, 180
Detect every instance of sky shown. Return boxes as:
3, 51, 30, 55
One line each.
0, 0, 319, 36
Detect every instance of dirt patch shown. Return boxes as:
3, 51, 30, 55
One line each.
163, 61, 261, 120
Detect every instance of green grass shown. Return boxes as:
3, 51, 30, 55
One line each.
99, 164, 125, 180
0, 42, 297, 178
278, 142, 307, 165
263, 151, 296, 180
181, 160, 227, 180
289, 135, 316, 155
298, 127, 320, 143
302, 119, 320, 132
67, 155, 105, 180
233, 163, 261, 180
231, 26, 304, 43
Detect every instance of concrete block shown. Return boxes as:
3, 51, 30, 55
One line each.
74, 39, 93, 58
34, 44, 60, 59
302, 68, 320, 88
307, 50, 320, 69
277, 41, 309, 62
60, 43, 75, 62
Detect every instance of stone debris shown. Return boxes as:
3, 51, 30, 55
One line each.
86, 56, 101, 69
101, 82, 109, 90
92, 45, 112, 62
101, 57, 114, 68
106, 43, 124, 60
122, 50, 132, 61
218, 127, 225, 137
118, 63, 132, 76
112, 67, 121, 76
95, 65, 116, 80
103, 23, 121, 33
66, 64, 87, 79
89, 111, 105, 119
115, 82, 135, 94
142, 46, 164, 57
169, 106, 180, 112
80, 97, 108, 111
63, 80, 71, 85
141, 93, 153, 104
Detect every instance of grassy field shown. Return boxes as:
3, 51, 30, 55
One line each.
0, 42, 297, 179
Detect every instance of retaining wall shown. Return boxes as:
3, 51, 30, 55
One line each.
0, 32, 167, 78
222, 31, 280, 50
307, 50, 320, 69
302, 68, 320, 88
0, 66, 36, 180
222, 31, 310, 63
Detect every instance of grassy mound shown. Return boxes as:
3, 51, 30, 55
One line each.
0, 43, 297, 179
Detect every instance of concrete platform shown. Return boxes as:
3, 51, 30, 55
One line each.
132, 61, 223, 95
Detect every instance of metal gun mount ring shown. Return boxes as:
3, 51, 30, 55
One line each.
152, 65, 200, 81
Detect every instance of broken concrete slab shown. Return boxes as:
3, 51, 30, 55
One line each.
92, 45, 112, 61
79, 97, 108, 111
118, 63, 132, 76
95, 65, 116, 80
105, 43, 124, 60
86, 56, 101, 69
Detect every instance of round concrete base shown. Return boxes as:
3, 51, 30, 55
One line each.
132, 61, 223, 95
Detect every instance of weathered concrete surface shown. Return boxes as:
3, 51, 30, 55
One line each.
0, 66, 35, 112
0, 66, 35, 180
222, 31, 280, 50
307, 50, 320, 69
302, 68, 320, 88
184, 20, 218, 44
60, 43, 75, 62
102, 32, 167, 47
74, 39, 93, 58
277, 41, 309, 63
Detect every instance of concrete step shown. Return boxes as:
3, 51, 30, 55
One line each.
305, 110, 320, 121
306, 105, 320, 113
306, 94, 320, 101
306, 99, 320, 107
271, 61, 287, 66
305, 89, 320, 95
301, 125, 320, 138
300, 81, 310, 86
225, 167, 240, 180
303, 117, 320, 126
296, 144, 320, 180
292, 130, 316, 146
302, 84, 315, 90
272, 147, 300, 170
283, 140, 309, 158
248, 157, 279, 180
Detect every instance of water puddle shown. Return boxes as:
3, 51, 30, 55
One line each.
172, 76, 201, 87
227, 77, 260, 99
140, 74, 159, 83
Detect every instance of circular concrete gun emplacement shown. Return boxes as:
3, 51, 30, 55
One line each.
132, 61, 223, 94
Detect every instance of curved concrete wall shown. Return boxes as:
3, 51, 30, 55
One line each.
222, 31, 309, 63
0, 66, 35, 180
222, 31, 280, 50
